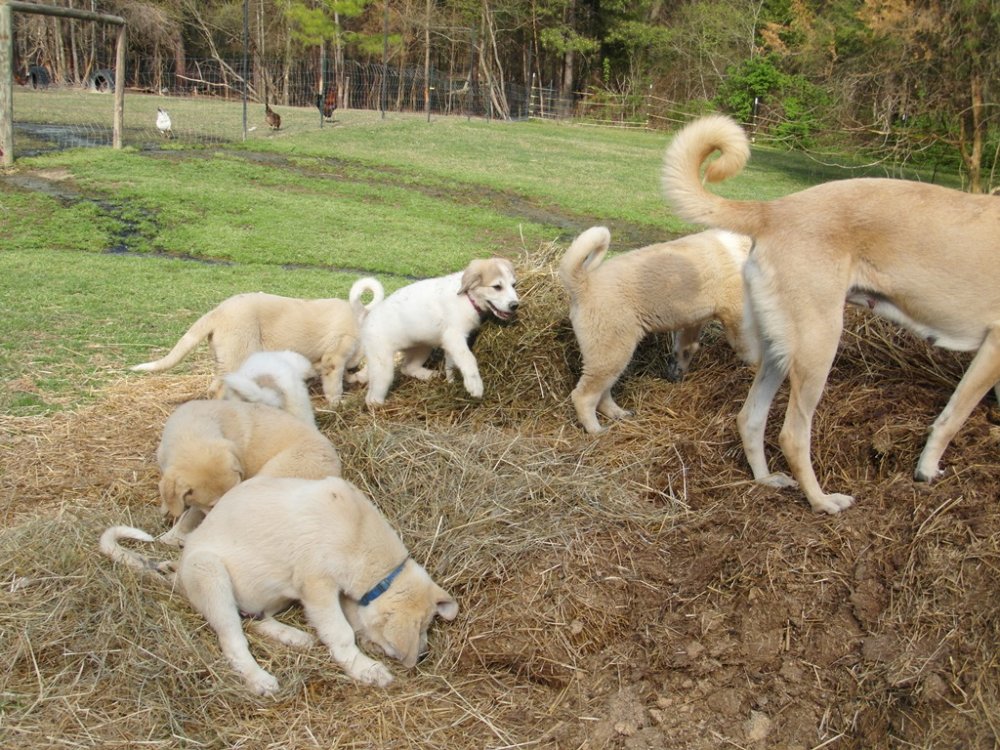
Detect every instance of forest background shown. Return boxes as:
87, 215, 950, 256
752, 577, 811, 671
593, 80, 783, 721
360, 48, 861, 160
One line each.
10, 0, 1000, 193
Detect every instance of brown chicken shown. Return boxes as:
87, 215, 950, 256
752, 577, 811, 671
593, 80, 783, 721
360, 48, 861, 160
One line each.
315, 86, 337, 120
265, 102, 281, 130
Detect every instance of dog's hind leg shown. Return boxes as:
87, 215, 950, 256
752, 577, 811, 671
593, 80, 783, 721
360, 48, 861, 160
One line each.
250, 617, 316, 649
399, 345, 437, 380
916, 325, 1000, 481
301, 578, 393, 686
180, 551, 279, 695
737, 353, 796, 490
779, 331, 855, 514
363, 348, 396, 406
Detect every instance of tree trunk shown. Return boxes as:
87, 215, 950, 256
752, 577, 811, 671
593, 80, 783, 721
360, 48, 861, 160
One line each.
960, 72, 984, 193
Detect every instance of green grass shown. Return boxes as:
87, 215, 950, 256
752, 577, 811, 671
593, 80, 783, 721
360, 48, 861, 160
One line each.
0, 93, 968, 415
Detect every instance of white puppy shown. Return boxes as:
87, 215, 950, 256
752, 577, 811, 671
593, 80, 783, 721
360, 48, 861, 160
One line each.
101, 475, 458, 695
216, 350, 316, 424
355, 258, 520, 405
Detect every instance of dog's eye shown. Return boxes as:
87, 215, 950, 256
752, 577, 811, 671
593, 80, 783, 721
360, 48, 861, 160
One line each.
493, 284, 503, 290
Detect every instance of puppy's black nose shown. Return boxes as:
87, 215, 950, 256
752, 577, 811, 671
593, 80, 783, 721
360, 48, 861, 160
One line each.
509, 301, 520, 311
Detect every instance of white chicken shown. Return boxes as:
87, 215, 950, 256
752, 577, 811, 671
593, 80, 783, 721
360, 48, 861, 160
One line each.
156, 108, 172, 139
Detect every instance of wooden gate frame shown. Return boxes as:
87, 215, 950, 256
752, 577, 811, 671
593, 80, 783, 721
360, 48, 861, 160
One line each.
0, 0, 126, 167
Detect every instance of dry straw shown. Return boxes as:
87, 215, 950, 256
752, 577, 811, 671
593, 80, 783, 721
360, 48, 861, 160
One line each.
1, 244, 998, 748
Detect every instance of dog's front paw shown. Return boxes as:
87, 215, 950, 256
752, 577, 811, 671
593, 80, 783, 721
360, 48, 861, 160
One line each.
361, 662, 394, 687
463, 374, 483, 398
809, 492, 854, 514
246, 670, 280, 696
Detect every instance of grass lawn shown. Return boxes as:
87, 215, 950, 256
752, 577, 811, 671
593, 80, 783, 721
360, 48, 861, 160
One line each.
0, 93, 964, 414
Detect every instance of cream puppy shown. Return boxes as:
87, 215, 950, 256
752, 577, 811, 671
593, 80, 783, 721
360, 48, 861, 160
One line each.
132, 277, 384, 405
355, 258, 519, 405
216, 350, 316, 424
155, 400, 341, 545
101, 475, 458, 695
560, 226, 751, 434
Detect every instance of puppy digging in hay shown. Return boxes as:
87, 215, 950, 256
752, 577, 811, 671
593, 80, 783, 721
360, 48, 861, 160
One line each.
214, 350, 317, 425
101, 475, 458, 695
560, 226, 752, 434
132, 277, 384, 406
155, 399, 342, 546
662, 113, 1000, 513
352, 257, 520, 406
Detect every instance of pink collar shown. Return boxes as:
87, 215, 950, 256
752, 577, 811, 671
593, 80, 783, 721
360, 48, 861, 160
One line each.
467, 293, 485, 316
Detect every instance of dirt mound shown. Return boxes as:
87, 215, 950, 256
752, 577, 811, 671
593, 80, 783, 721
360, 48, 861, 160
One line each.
2, 246, 998, 748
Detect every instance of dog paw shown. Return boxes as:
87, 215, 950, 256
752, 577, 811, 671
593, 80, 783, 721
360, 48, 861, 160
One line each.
810, 492, 854, 514
464, 375, 483, 398
247, 670, 280, 696
759, 472, 798, 489
360, 662, 394, 687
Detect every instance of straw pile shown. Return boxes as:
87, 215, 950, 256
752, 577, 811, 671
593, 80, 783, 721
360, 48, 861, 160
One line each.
2, 244, 998, 749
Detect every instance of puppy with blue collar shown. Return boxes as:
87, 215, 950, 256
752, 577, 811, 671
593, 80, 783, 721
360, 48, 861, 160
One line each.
101, 475, 457, 695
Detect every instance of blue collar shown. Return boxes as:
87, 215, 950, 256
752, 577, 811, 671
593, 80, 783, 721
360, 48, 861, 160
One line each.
359, 558, 408, 606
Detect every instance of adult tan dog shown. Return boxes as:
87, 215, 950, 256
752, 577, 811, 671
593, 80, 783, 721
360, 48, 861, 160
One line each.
662, 113, 1000, 513
101, 475, 458, 695
132, 277, 384, 405
156, 399, 342, 544
354, 258, 519, 405
560, 225, 751, 433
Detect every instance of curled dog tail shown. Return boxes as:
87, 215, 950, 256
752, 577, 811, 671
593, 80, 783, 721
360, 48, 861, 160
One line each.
661, 115, 766, 237
131, 311, 216, 373
349, 276, 385, 323
558, 226, 611, 298
100, 525, 179, 585
221, 372, 285, 410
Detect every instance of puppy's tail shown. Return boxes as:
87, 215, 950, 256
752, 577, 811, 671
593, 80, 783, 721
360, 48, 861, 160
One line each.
661, 114, 766, 237
99, 525, 179, 586
558, 226, 611, 298
131, 311, 215, 373
349, 277, 385, 323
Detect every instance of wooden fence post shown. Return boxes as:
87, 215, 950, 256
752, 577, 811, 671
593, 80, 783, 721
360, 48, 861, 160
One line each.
0, 0, 13, 168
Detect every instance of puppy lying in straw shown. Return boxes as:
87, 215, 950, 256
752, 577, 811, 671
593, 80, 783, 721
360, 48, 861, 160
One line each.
214, 350, 316, 424
101, 475, 458, 695
560, 226, 751, 433
353, 258, 519, 405
132, 277, 384, 406
156, 399, 341, 545
662, 113, 1000, 513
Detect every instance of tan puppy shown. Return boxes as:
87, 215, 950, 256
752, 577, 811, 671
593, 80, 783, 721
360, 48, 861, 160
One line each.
662, 114, 1000, 513
132, 277, 384, 405
355, 258, 519, 405
101, 475, 458, 695
560, 226, 751, 433
155, 399, 341, 544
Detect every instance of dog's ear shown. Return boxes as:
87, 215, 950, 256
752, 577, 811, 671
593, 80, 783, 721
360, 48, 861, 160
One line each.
158, 470, 192, 519
458, 260, 487, 295
433, 585, 459, 621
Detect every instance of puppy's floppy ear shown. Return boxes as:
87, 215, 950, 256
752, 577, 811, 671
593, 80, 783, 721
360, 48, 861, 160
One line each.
458, 259, 487, 295
433, 585, 459, 621
158, 469, 192, 519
